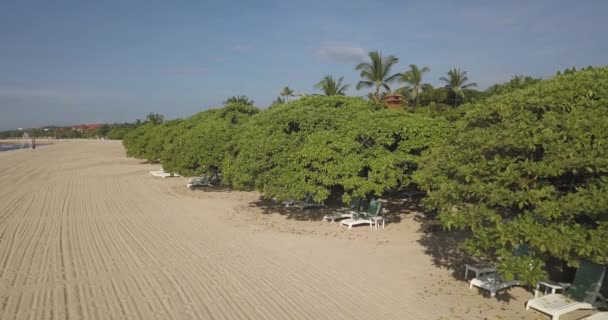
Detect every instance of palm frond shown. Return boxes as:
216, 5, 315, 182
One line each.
356, 81, 373, 90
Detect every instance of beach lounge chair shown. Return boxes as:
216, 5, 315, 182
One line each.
526, 261, 607, 320
187, 176, 212, 188
465, 244, 530, 280
323, 197, 362, 222
582, 313, 608, 320
469, 244, 534, 296
470, 273, 523, 297
283, 193, 326, 210
187, 174, 220, 189
340, 199, 382, 229
151, 170, 180, 178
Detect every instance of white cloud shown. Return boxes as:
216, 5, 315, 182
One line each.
315, 44, 367, 63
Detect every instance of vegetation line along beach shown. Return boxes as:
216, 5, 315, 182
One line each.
1, 1, 607, 319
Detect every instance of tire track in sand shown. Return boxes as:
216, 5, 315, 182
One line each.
0, 140, 449, 320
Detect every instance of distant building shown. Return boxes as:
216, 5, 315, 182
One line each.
383, 93, 405, 110
71, 124, 104, 132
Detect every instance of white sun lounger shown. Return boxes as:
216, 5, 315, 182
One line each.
340, 199, 382, 229
323, 212, 354, 222
187, 177, 213, 189
340, 217, 374, 228
470, 273, 522, 297
151, 171, 180, 178
583, 312, 608, 320
527, 294, 600, 320
526, 261, 606, 320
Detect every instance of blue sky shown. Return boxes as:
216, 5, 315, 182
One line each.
1, 0, 607, 130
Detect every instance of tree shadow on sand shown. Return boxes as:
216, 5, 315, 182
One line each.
187, 185, 233, 192
246, 198, 331, 221
246, 194, 429, 223
415, 214, 538, 302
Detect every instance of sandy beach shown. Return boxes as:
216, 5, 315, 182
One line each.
0, 140, 591, 320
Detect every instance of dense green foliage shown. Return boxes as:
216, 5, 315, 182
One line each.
223, 96, 450, 202
106, 124, 137, 140
161, 103, 259, 176
415, 67, 608, 284
122, 123, 162, 160
486, 75, 542, 96
224, 95, 255, 106
123, 103, 259, 175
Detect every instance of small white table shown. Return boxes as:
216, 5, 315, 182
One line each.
534, 280, 571, 297
464, 264, 497, 280
371, 216, 385, 229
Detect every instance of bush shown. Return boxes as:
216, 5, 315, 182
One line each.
107, 125, 136, 140
224, 96, 451, 202
123, 123, 158, 160
415, 67, 608, 284
160, 103, 259, 176
123, 103, 259, 172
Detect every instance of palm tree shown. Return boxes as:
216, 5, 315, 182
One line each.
355, 51, 401, 101
270, 96, 285, 107
223, 95, 255, 106
280, 86, 295, 102
440, 68, 477, 107
314, 75, 350, 96
398, 64, 430, 107
145, 113, 164, 125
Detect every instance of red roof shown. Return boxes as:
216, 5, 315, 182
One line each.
72, 124, 104, 130
383, 94, 404, 109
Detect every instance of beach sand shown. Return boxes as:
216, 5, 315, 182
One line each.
0, 140, 592, 319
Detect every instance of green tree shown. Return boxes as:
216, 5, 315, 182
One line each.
122, 120, 183, 162
440, 68, 477, 107
355, 51, 401, 101
270, 96, 285, 107
487, 75, 542, 96
415, 67, 608, 285
280, 86, 295, 102
107, 124, 136, 140
224, 95, 255, 106
224, 96, 450, 203
398, 64, 430, 106
314, 75, 350, 96
145, 113, 165, 124
160, 103, 259, 177
97, 124, 111, 137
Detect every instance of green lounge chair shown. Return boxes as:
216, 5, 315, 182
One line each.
340, 199, 382, 229
323, 197, 362, 222
526, 261, 607, 320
